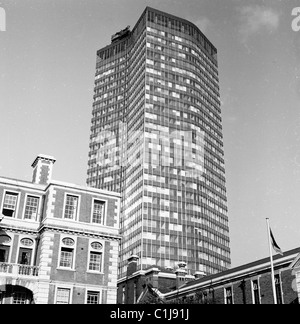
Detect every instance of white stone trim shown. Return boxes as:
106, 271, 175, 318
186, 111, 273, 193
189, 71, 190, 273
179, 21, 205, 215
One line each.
0, 217, 40, 231
38, 232, 54, 279
0, 177, 45, 191
115, 199, 120, 229
106, 288, 117, 304
45, 186, 56, 218
47, 181, 121, 198
35, 281, 51, 304
41, 217, 120, 237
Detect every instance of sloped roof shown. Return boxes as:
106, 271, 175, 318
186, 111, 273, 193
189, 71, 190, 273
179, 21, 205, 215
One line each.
289, 252, 300, 270
182, 247, 300, 290
137, 283, 165, 304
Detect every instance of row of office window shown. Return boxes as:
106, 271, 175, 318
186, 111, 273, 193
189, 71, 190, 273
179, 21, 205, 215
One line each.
1, 190, 106, 224
146, 10, 217, 59
146, 26, 218, 78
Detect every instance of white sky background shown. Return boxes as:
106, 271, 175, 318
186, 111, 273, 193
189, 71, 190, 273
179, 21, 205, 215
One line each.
0, 0, 300, 268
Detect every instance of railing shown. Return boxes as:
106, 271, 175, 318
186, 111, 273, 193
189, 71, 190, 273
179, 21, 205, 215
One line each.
0, 263, 39, 277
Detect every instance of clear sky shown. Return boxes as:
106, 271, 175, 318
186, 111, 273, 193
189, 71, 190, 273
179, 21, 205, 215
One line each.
0, 0, 300, 268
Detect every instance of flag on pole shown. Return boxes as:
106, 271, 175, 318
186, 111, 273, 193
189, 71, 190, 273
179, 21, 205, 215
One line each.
270, 228, 283, 255
266, 219, 281, 304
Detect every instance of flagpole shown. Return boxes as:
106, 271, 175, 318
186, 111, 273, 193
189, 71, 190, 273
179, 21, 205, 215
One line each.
266, 218, 277, 304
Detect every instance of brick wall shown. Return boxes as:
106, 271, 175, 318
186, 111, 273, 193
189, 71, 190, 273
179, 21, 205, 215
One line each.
232, 280, 251, 304
39, 165, 50, 185
0, 166, 120, 304
0, 185, 42, 220
157, 275, 177, 292
259, 273, 277, 304
281, 270, 298, 304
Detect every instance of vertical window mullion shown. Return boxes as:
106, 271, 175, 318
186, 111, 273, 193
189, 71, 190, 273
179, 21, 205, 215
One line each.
2, 192, 18, 217
92, 200, 105, 224
24, 196, 39, 220
87, 291, 100, 304
64, 195, 79, 220
56, 288, 71, 304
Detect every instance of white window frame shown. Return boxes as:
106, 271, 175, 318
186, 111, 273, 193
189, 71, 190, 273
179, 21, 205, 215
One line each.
274, 272, 284, 304
251, 278, 261, 304
57, 235, 77, 270
1, 190, 20, 218
12, 292, 30, 304
224, 285, 234, 304
0, 232, 13, 263
90, 198, 107, 225
122, 286, 126, 304
16, 234, 36, 266
85, 288, 102, 304
62, 193, 81, 221
55, 285, 73, 304
22, 193, 42, 221
87, 239, 104, 274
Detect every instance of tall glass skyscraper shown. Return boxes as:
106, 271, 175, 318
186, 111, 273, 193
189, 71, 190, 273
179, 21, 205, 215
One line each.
87, 7, 231, 278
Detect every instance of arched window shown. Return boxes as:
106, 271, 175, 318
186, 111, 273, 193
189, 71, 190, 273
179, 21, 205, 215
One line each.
0, 234, 11, 263
0, 234, 11, 244
88, 241, 104, 272
59, 237, 76, 269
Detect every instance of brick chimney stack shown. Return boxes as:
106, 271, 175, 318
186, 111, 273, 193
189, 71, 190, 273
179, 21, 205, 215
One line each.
194, 271, 206, 280
126, 254, 139, 277
175, 262, 187, 289
147, 268, 160, 289
31, 154, 56, 186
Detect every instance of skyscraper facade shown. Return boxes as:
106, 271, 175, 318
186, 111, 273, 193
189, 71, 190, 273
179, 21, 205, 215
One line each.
87, 7, 231, 278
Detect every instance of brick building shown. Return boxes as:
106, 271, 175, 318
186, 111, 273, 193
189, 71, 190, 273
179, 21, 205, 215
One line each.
117, 255, 206, 304
0, 154, 121, 304
118, 247, 300, 304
